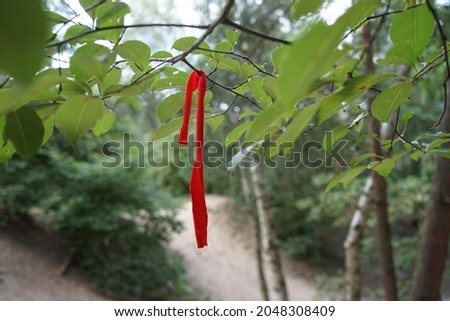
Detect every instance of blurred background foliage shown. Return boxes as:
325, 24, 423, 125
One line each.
0, 0, 449, 300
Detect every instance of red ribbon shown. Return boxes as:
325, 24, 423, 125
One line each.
178, 70, 208, 248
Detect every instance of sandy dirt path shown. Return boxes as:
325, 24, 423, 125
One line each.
0, 227, 105, 300
170, 195, 316, 300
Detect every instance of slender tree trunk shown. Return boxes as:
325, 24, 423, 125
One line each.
364, 23, 398, 300
239, 167, 270, 300
411, 78, 450, 300
250, 161, 289, 300
344, 176, 374, 300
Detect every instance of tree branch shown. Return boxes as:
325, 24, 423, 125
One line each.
170, 0, 235, 64
46, 23, 209, 48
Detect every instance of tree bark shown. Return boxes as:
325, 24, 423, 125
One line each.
411, 78, 450, 300
344, 176, 374, 300
250, 161, 289, 300
239, 166, 270, 300
364, 23, 398, 301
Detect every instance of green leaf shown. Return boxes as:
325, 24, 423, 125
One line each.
370, 158, 396, 178
0, 0, 46, 84
0, 115, 15, 165
35, 103, 60, 121
70, 44, 115, 81
248, 76, 272, 107
172, 36, 210, 52
41, 114, 54, 146
92, 109, 115, 137
45, 10, 69, 26
379, 43, 417, 66
226, 122, 252, 147
400, 111, 415, 126
152, 117, 183, 141
95, 2, 130, 42
410, 149, 424, 161
322, 125, 350, 154
263, 76, 280, 98
350, 152, 377, 167
333, 58, 360, 83
151, 50, 173, 59
102, 67, 122, 90
151, 77, 186, 91
157, 92, 184, 122
277, 20, 346, 106
4, 106, 44, 159
372, 80, 412, 122
272, 46, 288, 71
323, 166, 366, 197
245, 101, 289, 142
345, 0, 380, 29
239, 111, 258, 120
79, 0, 101, 19
63, 25, 97, 44
226, 29, 241, 46
390, 5, 435, 59
0, 88, 16, 115
317, 73, 395, 124
96, 2, 130, 23
290, 0, 325, 19
279, 0, 380, 107
115, 40, 151, 70
271, 104, 320, 157
217, 57, 241, 73
0, 70, 92, 115
241, 62, 259, 79
115, 96, 139, 110
205, 115, 224, 132
215, 41, 233, 52
55, 95, 105, 145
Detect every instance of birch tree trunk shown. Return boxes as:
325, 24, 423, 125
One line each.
344, 176, 374, 300
239, 166, 270, 300
249, 161, 289, 300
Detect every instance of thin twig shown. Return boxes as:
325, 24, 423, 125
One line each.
342, 3, 424, 41
412, 46, 449, 81
223, 17, 291, 45
426, 0, 450, 129
433, 78, 450, 129
0, 76, 11, 89
395, 129, 426, 152
205, 95, 238, 119
197, 46, 275, 77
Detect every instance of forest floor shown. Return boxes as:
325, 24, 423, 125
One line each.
0, 223, 105, 300
0, 195, 316, 300
170, 194, 316, 300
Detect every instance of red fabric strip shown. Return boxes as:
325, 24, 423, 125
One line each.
178, 70, 208, 248
178, 71, 199, 145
